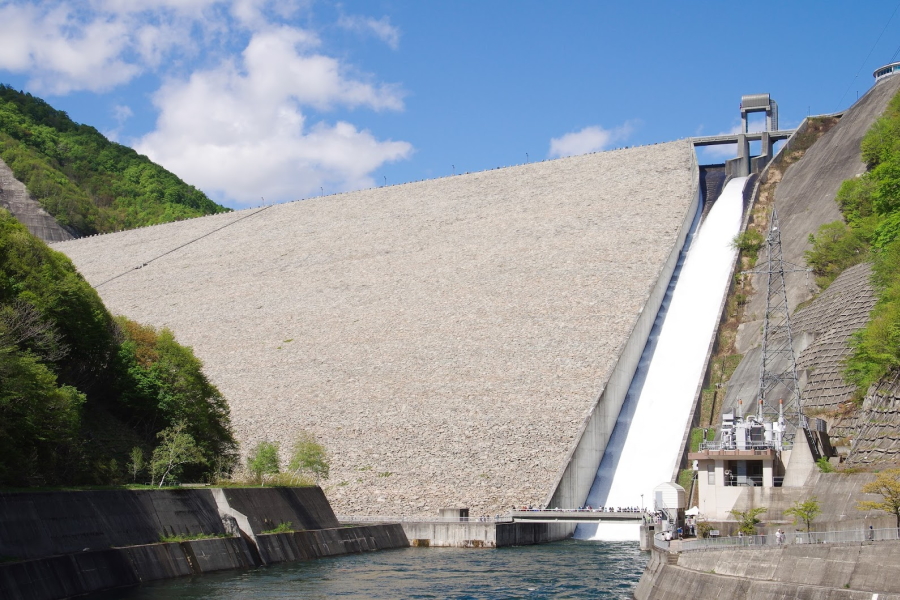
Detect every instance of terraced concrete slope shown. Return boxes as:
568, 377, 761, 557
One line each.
55, 141, 696, 516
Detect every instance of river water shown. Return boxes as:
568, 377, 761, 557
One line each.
90, 540, 647, 599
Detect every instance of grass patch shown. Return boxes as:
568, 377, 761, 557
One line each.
690, 427, 712, 452
159, 532, 233, 543
677, 469, 695, 491
262, 521, 294, 534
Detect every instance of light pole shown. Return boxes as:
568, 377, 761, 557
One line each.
641, 494, 644, 512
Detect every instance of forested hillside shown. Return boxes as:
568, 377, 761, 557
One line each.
0, 211, 236, 486
807, 90, 900, 393
0, 84, 228, 236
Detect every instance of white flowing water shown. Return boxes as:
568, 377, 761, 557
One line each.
576, 177, 747, 541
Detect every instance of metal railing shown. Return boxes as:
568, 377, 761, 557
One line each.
336, 515, 514, 524
655, 527, 900, 552
698, 441, 793, 452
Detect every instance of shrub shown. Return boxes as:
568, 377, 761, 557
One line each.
288, 432, 330, 484
732, 229, 765, 258
247, 441, 280, 485
816, 457, 834, 473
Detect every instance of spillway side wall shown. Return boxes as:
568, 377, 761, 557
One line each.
545, 153, 701, 512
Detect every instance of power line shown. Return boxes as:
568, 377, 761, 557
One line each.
95, 204, 275, 289
835, 0, 900, 112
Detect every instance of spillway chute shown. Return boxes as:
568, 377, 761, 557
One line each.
576, 176, 748, 541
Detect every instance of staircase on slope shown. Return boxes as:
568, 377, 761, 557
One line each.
0, 157, 74, 243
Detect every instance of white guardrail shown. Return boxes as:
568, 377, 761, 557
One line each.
336, 515, 514, 524
655, 527, 900, 552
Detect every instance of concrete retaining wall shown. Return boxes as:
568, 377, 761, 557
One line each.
0, 488, 408, 600
257, 524, 408, 561
635, 543, 900, 600
0, 489, 226, 560
220, 486, 339, 531
0, 524, 408, 600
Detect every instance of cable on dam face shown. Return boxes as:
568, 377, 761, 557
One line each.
94, 204, 275, 289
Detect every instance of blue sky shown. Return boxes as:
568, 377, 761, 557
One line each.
1, 0, 900, 208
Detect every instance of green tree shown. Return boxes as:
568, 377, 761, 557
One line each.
857, 468, 900, 529
247, 441, 280, 485
288, 432, 330, 484
0, 210, 236, 486
128, 447, 145, 483
729, 507, 766, 536
783, 497, 821, 533
0, 84, 230, 236
150, 421, 205, 488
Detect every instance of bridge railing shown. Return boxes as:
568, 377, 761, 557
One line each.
336, 515, 514, 524
657, 527, 900, 552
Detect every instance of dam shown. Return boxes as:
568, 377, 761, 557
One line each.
54, 141, 700, 519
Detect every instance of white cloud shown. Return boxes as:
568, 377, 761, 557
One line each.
134, 26, 412, 206
338, 14, 400, 50
548, 122, 635, 159
0, 3, 139, 93
0, 1, 413, 206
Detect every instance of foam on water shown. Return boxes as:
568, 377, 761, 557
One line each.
576, 177, 747, 541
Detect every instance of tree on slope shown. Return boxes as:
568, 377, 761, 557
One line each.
247, 441, 280, 485
288, 432, 329, 485
783, 497, 821, 533
729, 507, 767, 536
151, 421, 205, 487
857, 468, 900, 530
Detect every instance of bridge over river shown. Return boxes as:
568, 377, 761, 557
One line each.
511, 510, 646, 524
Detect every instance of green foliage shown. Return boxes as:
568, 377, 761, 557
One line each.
159, 532, 232, 543
783, 497, 821, 533
696, 521, 714, 539
857, 468, 900, 528
128, 447, 145, 483
288, 432, 330, 484
248, 441, 281, 485
731, 229, 765, 258
816, 457, 835, 473
689, 427, 710, 452
114, 318, 237, 479
0, 85, 228, 236
802, 90, 900, 392
805, 221, 870, 289
262, 522, 294, 534
150, 421, 206, 488
0, 211, 236, 486
728, 507, 766, 535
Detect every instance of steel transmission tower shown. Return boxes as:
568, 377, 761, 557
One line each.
750, 208, 808, 444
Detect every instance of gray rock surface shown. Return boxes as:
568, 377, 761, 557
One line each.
0, 157, 74, 242
54, 141, 696, 516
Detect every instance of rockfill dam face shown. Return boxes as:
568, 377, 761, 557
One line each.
55, 141, 697, 517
